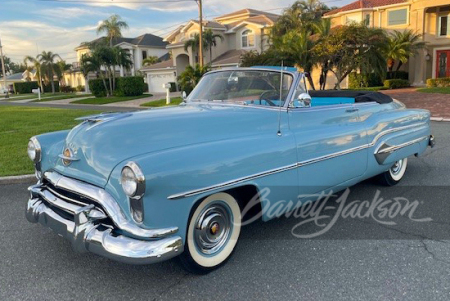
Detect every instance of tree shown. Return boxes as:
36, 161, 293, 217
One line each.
203, 29, 224, 62
97, 14, 129, 47
142, 56, 160, 66
386, 29, 426, 73
312, 18, 332, 90
184, 33, 207, 64
56, 60, 71, 87
37, 51, 62, 93
112, 46, 133, 90
312, 24, 388, 89
80, 46, 110, 96
24, 55, 43, 91
178, 64, 210, 95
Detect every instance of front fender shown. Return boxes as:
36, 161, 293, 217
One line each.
35, 130, 70, 173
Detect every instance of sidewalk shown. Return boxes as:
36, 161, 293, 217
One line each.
381, 88, 450, 119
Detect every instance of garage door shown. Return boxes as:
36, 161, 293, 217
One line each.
147, 73, 176, 93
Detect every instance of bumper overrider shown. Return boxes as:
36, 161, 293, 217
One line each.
26, 171, 183, 264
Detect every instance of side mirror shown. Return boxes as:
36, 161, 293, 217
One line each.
182, 91, 187, 100
297, 93, 312, 108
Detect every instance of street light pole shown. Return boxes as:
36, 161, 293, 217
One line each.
0, 37, 9, 99
196, 0, 204, 67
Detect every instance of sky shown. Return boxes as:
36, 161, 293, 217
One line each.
0, 0, 354, 64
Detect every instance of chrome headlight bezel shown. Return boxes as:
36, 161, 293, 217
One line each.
120, 162, 146, 199
27, 137, 42, 164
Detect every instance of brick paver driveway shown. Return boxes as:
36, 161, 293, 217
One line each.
381, 88, 450, 119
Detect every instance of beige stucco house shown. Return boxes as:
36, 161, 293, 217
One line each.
319, 0, 450, 88
141, 8, 278, 93
64, 34, 168, 91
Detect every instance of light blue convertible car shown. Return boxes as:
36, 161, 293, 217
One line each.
26, 67, 435, 273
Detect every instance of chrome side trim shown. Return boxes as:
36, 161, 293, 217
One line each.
168, 122, 428, 200
167, 163, 298, 200
43, 171, 178, 239
58, 154, 80, 161
374, 136, 428, 164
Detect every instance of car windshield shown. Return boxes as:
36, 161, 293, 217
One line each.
187, 70, 294, 107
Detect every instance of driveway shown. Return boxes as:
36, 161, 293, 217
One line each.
382, 88, 450, 119
0, 122, 449, 300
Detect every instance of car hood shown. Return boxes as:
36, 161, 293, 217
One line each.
52, 103, 277, 187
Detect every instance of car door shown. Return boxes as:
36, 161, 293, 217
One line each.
288, 103, 368, 198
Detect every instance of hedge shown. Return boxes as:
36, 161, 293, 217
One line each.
13, 81, 39, 94
427, 77, 450, 88
349, 72, 383, 89
383, 79, 410, 89
386, 71, 409, 80
88, 78, 110, 97
13, 81, 60, 94
115, 76, 145, 96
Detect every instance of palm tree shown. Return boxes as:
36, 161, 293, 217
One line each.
80, 49, 110, 96
184, 33, 207, 64
56, 60, 71, 88
178, 64, 210, 95
97, 14, 129, 47
386, 30, 426, 73
312, 18, 332, 90
112, 46, 133, 90
203, 29, 224, 63
36, 51, 61, 93
142, 56, 160, 66
24, 55, 43, 92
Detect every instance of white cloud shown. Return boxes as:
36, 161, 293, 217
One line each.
37, 7, 111, 21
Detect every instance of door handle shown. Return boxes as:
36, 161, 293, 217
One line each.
346, 108, 359, 113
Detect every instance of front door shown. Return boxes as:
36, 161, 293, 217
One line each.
436, 50, 450, 78
288, 104, 368, 198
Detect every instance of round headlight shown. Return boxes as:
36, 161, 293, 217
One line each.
120, 162, 145, 198
27, 137, 41, 163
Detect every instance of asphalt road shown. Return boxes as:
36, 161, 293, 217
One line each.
1, 122, 449, 301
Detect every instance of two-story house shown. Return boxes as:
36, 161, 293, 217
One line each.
322, 0, 450, 88
64, 33, 168, 91
141, 8, 278, 93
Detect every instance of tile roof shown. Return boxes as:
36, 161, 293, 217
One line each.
79, 34, 167, 48
0, 73, 23, 80
211, 49, 246, 66
215, 8, 279, 20
324, 0, 407, 16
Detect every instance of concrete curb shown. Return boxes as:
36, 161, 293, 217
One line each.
0, 174, 36, 185
431, 117, 450, 122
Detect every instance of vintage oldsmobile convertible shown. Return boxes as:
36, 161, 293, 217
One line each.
26, 67, 435, 273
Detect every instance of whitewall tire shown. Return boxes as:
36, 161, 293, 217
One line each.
179, 192, 242, 274
378, 158, 408, 186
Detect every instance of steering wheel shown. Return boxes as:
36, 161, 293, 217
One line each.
258, 91, 278, 106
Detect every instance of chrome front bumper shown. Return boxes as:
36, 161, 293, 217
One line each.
26, 172, 183, 265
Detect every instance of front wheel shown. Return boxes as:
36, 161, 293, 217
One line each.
179, 192, 242, 274
377, 158, 408, 186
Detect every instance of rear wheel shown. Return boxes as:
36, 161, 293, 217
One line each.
179, 192, 242, 274
377, 158, 408, 186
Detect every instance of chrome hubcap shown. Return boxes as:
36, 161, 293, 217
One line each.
390, 159, 403, 175
194, 203, 232, 255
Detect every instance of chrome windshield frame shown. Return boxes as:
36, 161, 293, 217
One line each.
186, 67, 304, 109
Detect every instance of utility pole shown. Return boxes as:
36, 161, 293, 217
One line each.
196, 0, 204, 67
0, 37, 9, 99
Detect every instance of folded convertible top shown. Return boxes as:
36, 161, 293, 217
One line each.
308, 90, 393, 104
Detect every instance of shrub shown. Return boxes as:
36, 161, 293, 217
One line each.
13, 81, 39, 94
349, 72, 383, 89
426, 77, 450, 88
42, 82, 60, 93
386, 71, 409, 80
76, 85, 85, 92
115, 76, 145, 96
60, 86, 74, 93
88, 79, 110, 97
169, 82, 177, 92
383, 79, 410, 89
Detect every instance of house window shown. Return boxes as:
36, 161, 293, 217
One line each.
142, 50, 147, 60
241, 30, 255, 48
388, 8, 408, 26
439, 16, 449, 36
364, 14, 371, 26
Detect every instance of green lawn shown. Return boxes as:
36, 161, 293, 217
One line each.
141, 97, 184, 107
33, 94, 93, 102
416, 87, 450, 94
1, 94, 37, 101
72, 94, 150, 105
0, 106, 101, 177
